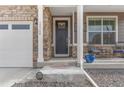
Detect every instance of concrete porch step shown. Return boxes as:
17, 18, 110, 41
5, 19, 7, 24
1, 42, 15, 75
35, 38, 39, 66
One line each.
37, 58, 124, 69
37, 58, 77, 68
77, 61, 124, 69
84, 63, 124, 69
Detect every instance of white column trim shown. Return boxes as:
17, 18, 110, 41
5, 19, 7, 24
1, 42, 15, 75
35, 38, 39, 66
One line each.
37, 5, 44, 62
77, 5, 83, 69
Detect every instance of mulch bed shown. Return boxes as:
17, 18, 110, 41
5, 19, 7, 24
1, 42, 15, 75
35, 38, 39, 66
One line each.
86, 69, 124, 87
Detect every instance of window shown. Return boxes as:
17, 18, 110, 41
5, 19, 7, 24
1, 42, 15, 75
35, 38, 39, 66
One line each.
87, 16, 117, 45
12, 24, 30, 30
88, 18, 101, 32
103, 18, 116, 31
103, 32, 115, 44
89, 32, 101, 44
57, 22, 66, 29
0, 24, 8, 30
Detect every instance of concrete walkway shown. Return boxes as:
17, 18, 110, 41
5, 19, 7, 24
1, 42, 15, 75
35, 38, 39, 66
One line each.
12, 66, 93, 87
0, 68, 33, 87
0, 66, 96, 87
0, 67, 84, 87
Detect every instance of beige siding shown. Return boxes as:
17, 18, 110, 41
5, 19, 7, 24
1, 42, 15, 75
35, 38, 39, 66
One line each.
118, 20, 124, 42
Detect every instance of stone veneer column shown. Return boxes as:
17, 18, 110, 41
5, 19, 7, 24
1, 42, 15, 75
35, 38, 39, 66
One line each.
77, 5, 83, 69
37, 5, 44, 62
43, 7, 52, 60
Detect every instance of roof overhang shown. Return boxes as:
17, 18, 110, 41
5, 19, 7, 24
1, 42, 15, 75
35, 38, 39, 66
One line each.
44, 5, 124, 16
84, 5, 124, 12
45, 5, 77, 16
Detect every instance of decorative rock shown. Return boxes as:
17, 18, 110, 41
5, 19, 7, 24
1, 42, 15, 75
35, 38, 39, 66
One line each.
36, 72, 43, 80
86, 69, 124, 87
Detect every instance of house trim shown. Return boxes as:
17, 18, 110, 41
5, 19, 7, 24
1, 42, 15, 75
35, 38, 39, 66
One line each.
37, 5, 44, 62
53, 17, 71, 57
77, 5, 83, 69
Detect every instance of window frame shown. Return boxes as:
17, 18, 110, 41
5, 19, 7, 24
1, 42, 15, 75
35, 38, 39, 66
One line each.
0, 22, 10, 31
0, 21, 32, 31
0, 24, 9, 30
12, 24, 30, 30
11, 21, 31, 31
87, 16, 118, 46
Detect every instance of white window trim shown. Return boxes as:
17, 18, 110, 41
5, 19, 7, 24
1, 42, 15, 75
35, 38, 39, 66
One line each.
0, 21, 32, 31
12, 21, 32, 30
87, 16, 118, 46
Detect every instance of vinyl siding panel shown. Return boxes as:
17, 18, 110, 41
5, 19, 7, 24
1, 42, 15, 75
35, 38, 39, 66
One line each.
118, 20, 124, 42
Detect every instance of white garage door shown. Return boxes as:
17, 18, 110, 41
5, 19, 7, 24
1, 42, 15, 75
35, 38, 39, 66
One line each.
0, 21, 33, 67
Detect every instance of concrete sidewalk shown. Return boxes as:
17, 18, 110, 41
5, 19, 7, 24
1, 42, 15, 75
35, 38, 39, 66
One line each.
0, 68, 33, 87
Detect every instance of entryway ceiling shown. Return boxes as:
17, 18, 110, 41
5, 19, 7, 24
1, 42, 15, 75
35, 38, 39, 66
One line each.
49, 6, 76, 16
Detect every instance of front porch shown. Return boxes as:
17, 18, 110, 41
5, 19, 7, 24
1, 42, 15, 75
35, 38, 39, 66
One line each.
43, 6, 78, 60
37, 56, 124, 69
37, 5, 124, 69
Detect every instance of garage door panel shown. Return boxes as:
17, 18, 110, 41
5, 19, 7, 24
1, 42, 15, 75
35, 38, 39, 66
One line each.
0, 33, 32, 51
0, 32, 32, 46
0, 51, 32, 57
0, 22, 33, 67
0, 58, 32, 67
0, 60, 32, 67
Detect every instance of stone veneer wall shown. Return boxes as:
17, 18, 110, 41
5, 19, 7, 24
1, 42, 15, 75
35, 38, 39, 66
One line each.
71, 12, 120, 58
83, 45, 113, 58
72, 46, 77, 58
72, 45, 113, 58
0, 6, 38, 67
43, 7, 52, 60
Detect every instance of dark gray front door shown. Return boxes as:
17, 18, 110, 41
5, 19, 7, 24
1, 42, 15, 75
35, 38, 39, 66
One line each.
55, 20, 68, 56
